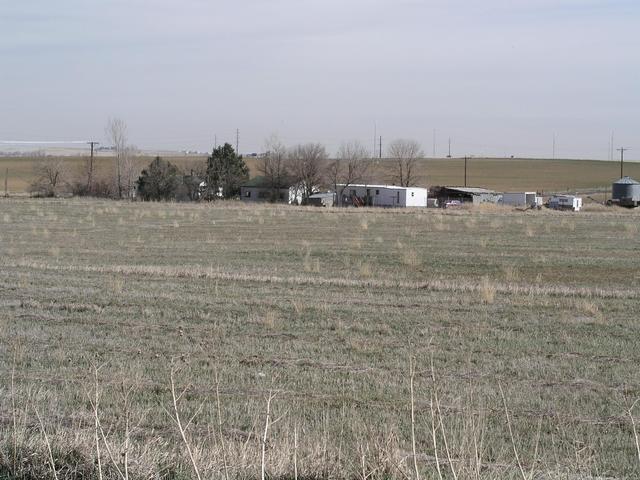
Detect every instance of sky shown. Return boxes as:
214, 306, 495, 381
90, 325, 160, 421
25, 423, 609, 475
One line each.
1, 0, 638, 159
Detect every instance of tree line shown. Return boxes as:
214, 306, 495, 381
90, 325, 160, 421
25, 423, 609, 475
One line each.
30, 119, 426, 204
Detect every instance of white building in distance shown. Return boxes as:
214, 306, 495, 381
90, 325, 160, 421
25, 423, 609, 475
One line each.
501, 192, 543, 208
240, 176, 308, 204
548, 195, 582, 211
337, 184, 428, 207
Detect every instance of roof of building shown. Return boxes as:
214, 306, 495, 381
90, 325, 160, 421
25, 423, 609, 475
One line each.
613, 176, 640, 185
337, 184, 427, 190
438, 186, 498, 195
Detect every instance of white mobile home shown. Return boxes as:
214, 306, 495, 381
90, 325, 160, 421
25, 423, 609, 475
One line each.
336, 184, 428, 207
501, 192, 543, 208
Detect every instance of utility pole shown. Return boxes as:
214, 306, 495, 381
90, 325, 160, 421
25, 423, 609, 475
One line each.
373, 122, 377, 159
236, 129, 239, 155
447, 138, 451, 158
379, 136, 382, 159
610, 131, 614, 161
617, 147, 629, 178
552, 134, 556, 159
214, 134, 217, 150
4, 168, 8, 197
464, 156, 468, 187
86, 141, 99, 191
432, 129, 436, 157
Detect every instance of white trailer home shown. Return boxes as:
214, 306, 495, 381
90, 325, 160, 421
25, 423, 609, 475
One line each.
501, 192, 543, 208
548, 195, 583, 212
336, 184, 428, 207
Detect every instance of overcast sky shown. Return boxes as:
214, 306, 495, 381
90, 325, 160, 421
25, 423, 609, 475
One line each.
1, 0, 638, 159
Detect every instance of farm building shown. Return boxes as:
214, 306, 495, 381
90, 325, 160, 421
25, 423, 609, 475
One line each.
336, 184, 428, 207
548, 195, 582, 211
307, 192, 335, 207
430, 186, 501, 206
611, 176, 640, 207
240, 176, 310, 204
501, 192, 543, 208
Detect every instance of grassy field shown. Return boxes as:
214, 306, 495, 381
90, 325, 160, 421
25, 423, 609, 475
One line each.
2, 155, 640, 195
1, 199, 639, 479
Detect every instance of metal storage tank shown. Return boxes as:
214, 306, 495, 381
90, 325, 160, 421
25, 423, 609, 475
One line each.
612, 176, 640, 207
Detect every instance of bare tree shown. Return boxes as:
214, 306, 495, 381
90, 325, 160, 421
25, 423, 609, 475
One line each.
328, 140, 370, 206
105, 118, 130, 198
30, 158, 68, 197
287, 143, 327, 203
258, 135, 289, 202
122, 144, 138, 198
387, 139, 424, 187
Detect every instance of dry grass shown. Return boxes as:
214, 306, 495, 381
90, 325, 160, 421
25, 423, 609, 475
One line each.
0, 198, 639, 479
479, 276, 496, 304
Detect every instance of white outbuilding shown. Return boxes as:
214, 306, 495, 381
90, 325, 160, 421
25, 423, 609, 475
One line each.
240, 176, 317, 205
548, 195, 583, 212
501, 192, 543, 208
336, 184, 428, 207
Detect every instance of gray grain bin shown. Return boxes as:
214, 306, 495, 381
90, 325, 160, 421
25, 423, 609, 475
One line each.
612, 176, 640, 207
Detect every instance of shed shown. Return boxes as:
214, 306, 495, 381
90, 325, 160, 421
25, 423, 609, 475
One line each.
240, 176, 307, 204
611, 177, 640, 207
307, 192, 335, 207
430, 186, 501, 206
501, 192, 543, 208
548, 195, 582, 212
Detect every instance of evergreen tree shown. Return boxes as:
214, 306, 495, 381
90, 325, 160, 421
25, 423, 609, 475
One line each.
205, 143, 249, 199
137, 156, 181, 201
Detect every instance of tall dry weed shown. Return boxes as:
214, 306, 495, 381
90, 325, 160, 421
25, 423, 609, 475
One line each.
479, 276, 496, 304
502, 264, 519, 282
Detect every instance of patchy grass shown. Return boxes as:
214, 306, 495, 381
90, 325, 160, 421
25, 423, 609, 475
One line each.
0, 198, 639, 479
